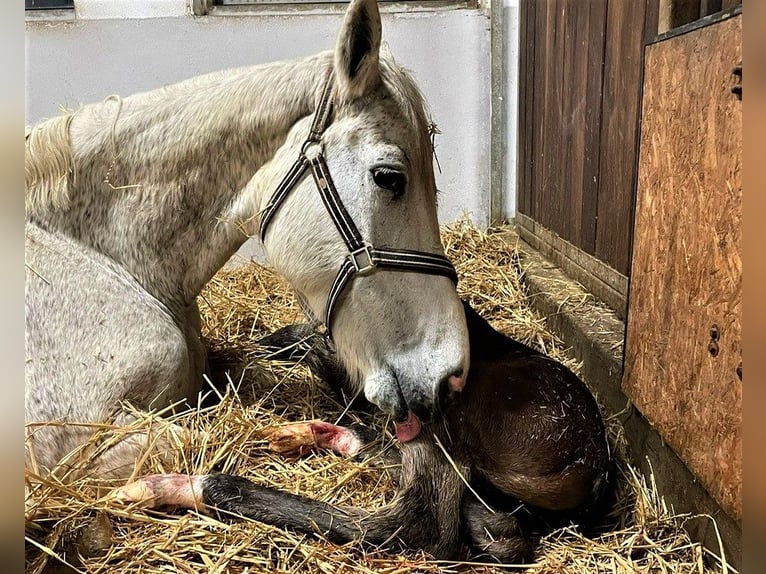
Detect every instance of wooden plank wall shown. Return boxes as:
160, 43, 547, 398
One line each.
517, 0, 657, 276
622, 14, 742, 520
594, 0, 649, 273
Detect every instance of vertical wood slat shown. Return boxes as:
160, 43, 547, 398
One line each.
581, 0, 608, 254
561, 0, 581, 244
561, 0, 606, 251
525, 0, 538, 220
539, 0, 566, 235
531, 0, 548, 223
517, 0, 531, 216
595, 0, 648, 274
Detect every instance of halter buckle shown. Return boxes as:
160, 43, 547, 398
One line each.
349, 244, 376, 274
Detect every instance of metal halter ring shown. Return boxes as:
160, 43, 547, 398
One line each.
301, 140, 323, 161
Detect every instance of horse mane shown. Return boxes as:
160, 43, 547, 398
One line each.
25, 110, 78, 217
377, 55, 436, 176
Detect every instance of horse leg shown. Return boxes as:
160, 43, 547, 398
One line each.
26, 225, 205, 483
264, 420, 374, 458
110, 471, 449, 557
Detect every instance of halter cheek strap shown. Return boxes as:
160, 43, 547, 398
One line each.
259, 72, 458, 340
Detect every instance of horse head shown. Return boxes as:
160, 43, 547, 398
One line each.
258, 0, 469, 438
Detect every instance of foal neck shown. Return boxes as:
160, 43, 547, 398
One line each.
26, 53, 333, 321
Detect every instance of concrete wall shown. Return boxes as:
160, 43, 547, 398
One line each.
502, 0, 519, 220
25, 0, 496, 231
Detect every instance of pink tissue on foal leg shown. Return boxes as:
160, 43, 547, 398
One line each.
309, 421, 363, 457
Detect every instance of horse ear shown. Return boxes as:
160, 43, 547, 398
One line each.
334, 0, 382, 101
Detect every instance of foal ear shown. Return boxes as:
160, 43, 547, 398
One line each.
334, 0, 382, 101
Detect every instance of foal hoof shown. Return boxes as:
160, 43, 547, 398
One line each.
75, 512, 114, 558
108, 478, 161, 508
107, 474, 205, 511
265, 422, 319, 457
265, 421, 363, 458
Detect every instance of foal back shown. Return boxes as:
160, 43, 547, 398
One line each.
455, 302, 612, 514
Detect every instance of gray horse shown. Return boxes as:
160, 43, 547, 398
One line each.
25, 0, 469, 492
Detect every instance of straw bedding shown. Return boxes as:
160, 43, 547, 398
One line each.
25, 221, 726, 573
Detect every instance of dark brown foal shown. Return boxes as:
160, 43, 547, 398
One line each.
111, 301, 614, 563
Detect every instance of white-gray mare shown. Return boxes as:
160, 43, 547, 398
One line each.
25, 0, 469, 494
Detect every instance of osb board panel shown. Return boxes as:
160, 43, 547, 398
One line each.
623, 15, 741, 520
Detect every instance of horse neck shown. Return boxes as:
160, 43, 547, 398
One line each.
29, 53, 332, 321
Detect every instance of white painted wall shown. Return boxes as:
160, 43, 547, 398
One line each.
502, 0, 519, 221
74, 0, 188, 19
25, 1, 495, 233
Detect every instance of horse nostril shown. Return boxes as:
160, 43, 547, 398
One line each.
437, 369, 465, 412
448, 374, 466, 392
410, 401, 434, 425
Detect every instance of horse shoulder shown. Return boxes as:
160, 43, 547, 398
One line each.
25, 223, 202, 418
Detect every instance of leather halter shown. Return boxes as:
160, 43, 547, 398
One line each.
259, 72, 458, 340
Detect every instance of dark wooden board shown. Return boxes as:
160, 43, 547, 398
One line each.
516, 0, 648, 288
517, 0, 533, 216
595, 0, 649, 274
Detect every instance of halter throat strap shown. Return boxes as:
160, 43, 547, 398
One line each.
259, 72, 458, 340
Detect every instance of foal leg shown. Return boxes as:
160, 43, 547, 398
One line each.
257, 324, 360, 406
259, 324, 401, 481
258, 324, 369, 458
461, 497, 534, 564
109, 473, 403, 553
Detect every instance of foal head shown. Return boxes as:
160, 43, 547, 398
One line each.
259, 0, 469, 435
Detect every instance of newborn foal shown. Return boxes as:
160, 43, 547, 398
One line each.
112, 302, 614, 562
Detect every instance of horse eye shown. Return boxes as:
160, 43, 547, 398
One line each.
372, 167, 407, 198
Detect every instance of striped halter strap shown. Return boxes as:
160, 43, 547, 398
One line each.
259, 72, 458, 340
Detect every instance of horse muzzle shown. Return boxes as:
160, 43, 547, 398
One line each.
364, 362, 467, 441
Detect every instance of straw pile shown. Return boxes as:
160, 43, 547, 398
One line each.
25, 220, 726, 573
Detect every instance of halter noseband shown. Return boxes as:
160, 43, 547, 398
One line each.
259, 72, 458, 340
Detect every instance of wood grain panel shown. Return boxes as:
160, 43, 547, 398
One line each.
581, 0, 607, 254
595, 0, 648, 274
623, 14, 742, 520
531, 0, 549, 222
517, 0, 534, 216
561, 0, 584, 244
539, 0, 566, 234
